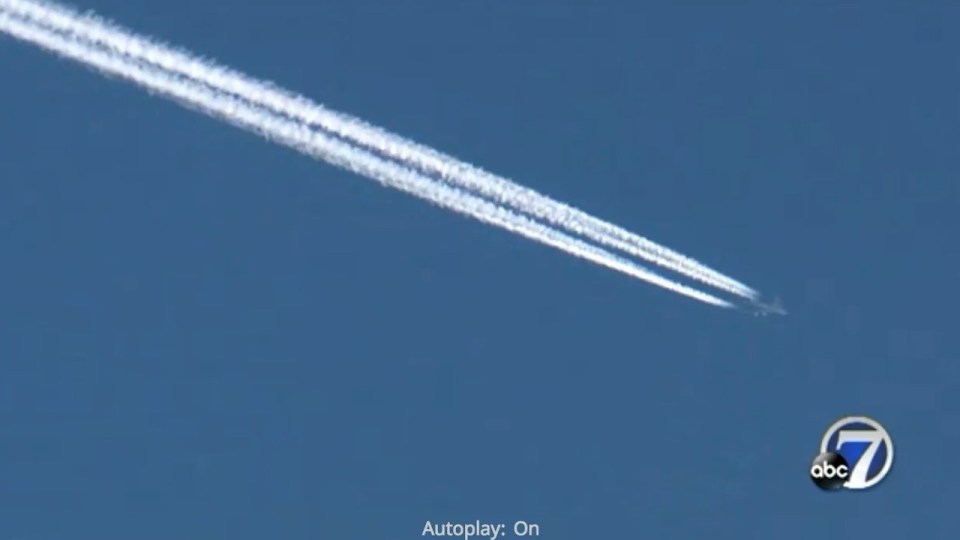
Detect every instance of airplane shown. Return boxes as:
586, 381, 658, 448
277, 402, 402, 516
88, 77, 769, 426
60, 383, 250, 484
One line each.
750, 296, 787, 317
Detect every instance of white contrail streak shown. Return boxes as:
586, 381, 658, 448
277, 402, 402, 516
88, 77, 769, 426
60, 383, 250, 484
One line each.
0, 0, 757, 301
0, 11, 735, 308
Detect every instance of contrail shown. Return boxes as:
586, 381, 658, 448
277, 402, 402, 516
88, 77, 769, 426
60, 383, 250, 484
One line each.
0, 0, 757, 301
0, 11, 735, 308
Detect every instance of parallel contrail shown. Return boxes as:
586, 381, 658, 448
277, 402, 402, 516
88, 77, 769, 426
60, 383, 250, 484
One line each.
0, 10, 735, 307
0, 0, 757, 301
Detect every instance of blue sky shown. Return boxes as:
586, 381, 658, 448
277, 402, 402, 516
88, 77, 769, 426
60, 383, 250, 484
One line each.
1, 1, 958, 537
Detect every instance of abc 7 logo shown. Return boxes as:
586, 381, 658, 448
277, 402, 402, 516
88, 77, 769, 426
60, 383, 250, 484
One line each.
809, 416, 894, 491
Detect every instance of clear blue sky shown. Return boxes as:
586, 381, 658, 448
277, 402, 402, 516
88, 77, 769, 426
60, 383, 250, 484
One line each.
2, 1, 958, 538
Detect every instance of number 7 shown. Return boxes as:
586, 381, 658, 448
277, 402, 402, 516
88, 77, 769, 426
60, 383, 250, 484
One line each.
836, 430, 884, 487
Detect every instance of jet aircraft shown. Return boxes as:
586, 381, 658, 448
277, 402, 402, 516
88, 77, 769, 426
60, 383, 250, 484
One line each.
750, 297, 787, 317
